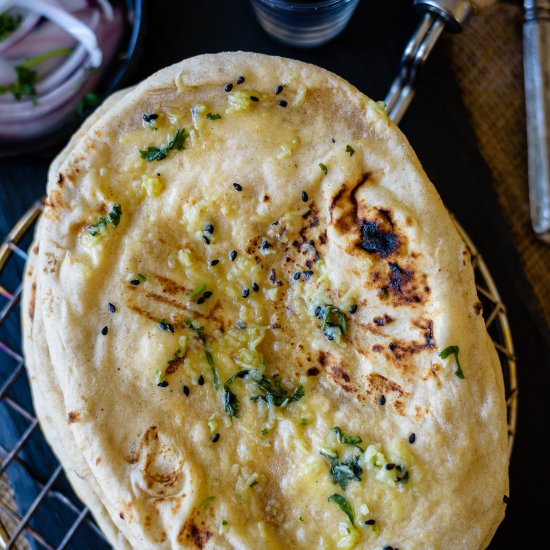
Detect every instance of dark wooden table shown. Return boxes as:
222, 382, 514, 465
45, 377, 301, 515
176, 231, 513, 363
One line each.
1, 0, 546, 547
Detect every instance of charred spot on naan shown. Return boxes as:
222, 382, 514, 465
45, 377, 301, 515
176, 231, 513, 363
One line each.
178, 508, 213, 549
318, 350, 357, 393
378, 261, 430, 306
28, 281, 36, 322
67, 411, 80, 423
365, 372, 410, 410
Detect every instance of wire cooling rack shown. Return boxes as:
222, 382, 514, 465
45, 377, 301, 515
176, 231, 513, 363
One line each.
0, 201, 518, 549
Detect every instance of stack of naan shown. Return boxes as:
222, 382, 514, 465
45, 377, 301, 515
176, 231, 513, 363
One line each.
22, 52, 508, 549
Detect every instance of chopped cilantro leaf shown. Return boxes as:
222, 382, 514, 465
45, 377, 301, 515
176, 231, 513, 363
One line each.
346, 145, 355, 156
188, 283, 207, 298
319, 162, 328, 175
77, 92, 99, 117
140, 128, 188, 162
250, 375, 304, 407
438, 345, 464, 379
223, 370, 249, 418
87, 204, 122, 236
136, 273, 147, 282
328, 494, 355, 526
320, 451, 362, 490
206, 112, 222, 120
199, 496, 215, 509
0, 12, 22, 41
332, 426, 363, 448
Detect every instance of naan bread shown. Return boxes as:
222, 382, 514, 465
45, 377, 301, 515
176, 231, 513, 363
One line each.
24, 52, 508, 549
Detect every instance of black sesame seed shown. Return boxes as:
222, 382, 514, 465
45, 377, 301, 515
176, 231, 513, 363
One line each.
130, 279, 140, 286
204, 223, 214, 234
379, 395, 386, 406
183, 385, 190, 396
261, 239, 272, 250
409, 433, 416, 444
142, 113, 158, 122
252, 282, 259, 292
275, 85, 283, 95
203, 291, 213, 299
197, 296, 206, 305
198, 375, 205, 386
229, 250, 237, 261
277, 100, 288, 107
101, 326, 108, 335
158, 321, 167, 331
385, 463, 396, 470
293, 272, 301, 280
224, 82, 233, 92
348, 304, 358, 314
202, 235, 211, 245
233, 182, 243, 191
108, 303, 116, 313
303, 270, 313, 280
209, 259, 219, 266
157, 380, 169, 388
236, 75, 245, 85
301, 191, 308, 202
364, 519, 376, 525
166, 323, 174, 334
242, 288, 250, 298
211, 433, 220, 443
503, 495, 509, 504
250, 95, 259, 102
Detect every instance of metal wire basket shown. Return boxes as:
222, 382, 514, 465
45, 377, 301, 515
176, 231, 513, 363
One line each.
0, 199, 518, 549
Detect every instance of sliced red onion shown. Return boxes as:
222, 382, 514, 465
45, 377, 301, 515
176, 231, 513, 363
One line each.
0, 58, 16, 85
0, 10, 40, 54
0, 0, 103, 68
0, 7, 122, 126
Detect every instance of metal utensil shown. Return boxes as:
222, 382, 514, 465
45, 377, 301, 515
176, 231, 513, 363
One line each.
523, 0, 550, 241
385, 0, 472, 124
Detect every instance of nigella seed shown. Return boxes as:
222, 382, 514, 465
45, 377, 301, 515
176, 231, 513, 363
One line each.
314, 306, 323, 318
142, 113, 158, 122
293, 272, 301, 280
364, 519, 375, 526
198, 375, 205, 386
303, 270, 313, 280
252, 282, 259, 292
203, 291, 213, 299
379, 395, 386, 406
277, 100, 288, 107
385, 463, 396, 470
166, 323, 174, 334
242, 288, 250, 298
197, 296, 206, 305
233, 182, 243, 191
383, 547, 394, 550
202, 235, 211, 245
301, 191, 308, 202
249, 95, 259, 102
158, 380, 169, 388
261, 240, 272, 250
108, 303, 116, 313
409, 433, 416, 444
229, 250, 237, 261
211, 433, 220, 443
275, 85, 283, 95
158, 321, 167, 331
183, 385, 190, 396
348, 304, 358, 314
236, 75, 245, 85
236, 320, 247, 329
209, 259, 219, 266
101, 326, 108, 335
204, 223, 214, 234
130, 279, 140, 285
224, 82, 233, 92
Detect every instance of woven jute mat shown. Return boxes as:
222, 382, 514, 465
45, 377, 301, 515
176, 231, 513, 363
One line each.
444, 2, 550, 335
0, 473, 30, 549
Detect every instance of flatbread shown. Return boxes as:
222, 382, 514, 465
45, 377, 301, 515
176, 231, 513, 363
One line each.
25, 52, 508, 549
